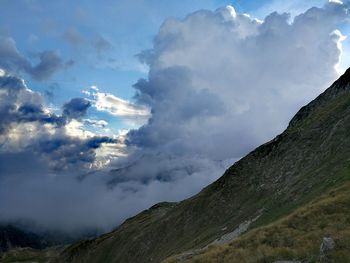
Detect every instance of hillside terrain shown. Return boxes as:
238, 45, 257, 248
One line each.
0, 246, 62, 263
165, 182, 350, 262
0, 225, 49, 252
55, 68, 350, 263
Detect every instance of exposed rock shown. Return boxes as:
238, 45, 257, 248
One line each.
174, 213, 263, 262
319, 237, 336, 263
211, 213, 262, 246
320, 237, 335, 254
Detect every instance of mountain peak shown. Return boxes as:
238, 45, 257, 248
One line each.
335, 67, 350, 88
288, 67, 350, 128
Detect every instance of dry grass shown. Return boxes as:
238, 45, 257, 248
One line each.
165, 182, 350, 263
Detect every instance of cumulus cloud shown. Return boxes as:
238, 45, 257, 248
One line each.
0, 71, 127, 232
0, 74, 61, 135
0, 36, 71, 80
1, 1, 350, 235
128, 2, 348, 160
63, 98, 91, 120
109, 1, 350, 211
0, 72, 118, 170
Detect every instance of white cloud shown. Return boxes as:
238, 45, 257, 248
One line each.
65, 119, 95, 138
253, 0, 327, 19
331, 29, 347, 73
82, 85, 150, 126
91, 85, 99, 91
131, 2, 348, 161
82, 90, 91, 96
330, 0, 343, 4
115, 1, 350, 215
84, 118, 108, 128
105, 0, 350, 230
92, 91, 150, 126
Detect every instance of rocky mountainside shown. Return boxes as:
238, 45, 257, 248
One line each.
56, 68, 350, 263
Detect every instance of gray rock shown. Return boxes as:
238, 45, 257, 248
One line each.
320, 237, 335, 254
319, 237, 336, 263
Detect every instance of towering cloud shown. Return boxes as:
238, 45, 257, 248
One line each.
131, 2, 346, 156
116, 1, 349, 185
107, 0, 350, 218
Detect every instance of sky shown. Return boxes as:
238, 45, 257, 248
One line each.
0, 0, 350, 234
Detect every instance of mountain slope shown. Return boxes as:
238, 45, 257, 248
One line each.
57, 68, 350, 263
165, 181, 350, 263
0, 246, 63, 263
0, 225, 49, 252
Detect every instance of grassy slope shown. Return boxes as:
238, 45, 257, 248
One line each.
165, 182, 350, 263
57, 69, 350, 263
0, 246, 63, 263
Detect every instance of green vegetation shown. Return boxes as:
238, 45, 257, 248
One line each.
0, 247, 62, 263
165, 182, 350, 262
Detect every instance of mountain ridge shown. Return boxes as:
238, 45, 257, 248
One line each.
53, 68, 350, 262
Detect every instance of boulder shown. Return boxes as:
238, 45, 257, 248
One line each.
320, 237, 335, 254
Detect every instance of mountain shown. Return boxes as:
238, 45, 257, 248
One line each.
0, 246, 63, 263
0, 224, 102, 263
54, 68, 350, 262
0, 225, 49, 252
164, 181, 350, 262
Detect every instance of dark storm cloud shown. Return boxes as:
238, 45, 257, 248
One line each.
0, 37, 30, 73
0, 74, 115, 171
33, 136, 116, 171
0, 75, 64, 133
29, 51, 65, 81
0, 36, 70, 80
63, 98, 91, 120
16, 103, 64, 126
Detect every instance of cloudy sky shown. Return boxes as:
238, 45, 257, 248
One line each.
0, 0, 350, 234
